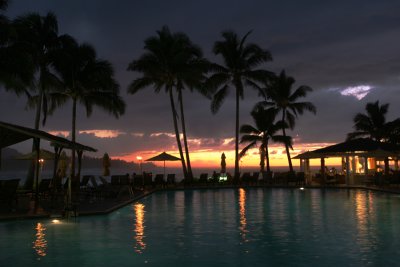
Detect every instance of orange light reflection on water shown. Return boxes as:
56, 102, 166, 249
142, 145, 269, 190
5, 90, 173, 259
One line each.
239, 188, 248, 242
133, 203, 146, 253
33, 222, 47, 258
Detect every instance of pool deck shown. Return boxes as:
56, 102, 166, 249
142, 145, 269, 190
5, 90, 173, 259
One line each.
1, 184, 400, 221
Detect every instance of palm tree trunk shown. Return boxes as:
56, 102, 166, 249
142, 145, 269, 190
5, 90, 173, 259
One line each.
178, 88, 193, 181
25, 91, 44, 190
265, 142, 271, 173
68, 98, 77, 210
259, 146, 265, 173
169, 89, 188, 179
234, 81, 240, 182
282, 109, 293, 172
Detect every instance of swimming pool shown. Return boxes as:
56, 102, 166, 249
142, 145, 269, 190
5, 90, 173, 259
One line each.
1, 188, 400, 266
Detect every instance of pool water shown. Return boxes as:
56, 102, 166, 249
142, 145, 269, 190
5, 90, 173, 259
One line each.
1, 188, 400, 266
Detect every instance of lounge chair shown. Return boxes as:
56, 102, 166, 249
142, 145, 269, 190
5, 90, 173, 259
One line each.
0, 179, 20, 210
199, 173, 208, 184
261, 171, 273, 185
240, 172, 251, 184
133, 174, 144, 189
143, 172, 153, 188
166, 174, 176, 187
38, 178, 52, 199
154, 174, 165, 188
250, 172, 259, 185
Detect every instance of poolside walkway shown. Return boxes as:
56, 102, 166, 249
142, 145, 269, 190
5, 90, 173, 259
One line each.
0, 188, 155, 221
1, 184, 400, 221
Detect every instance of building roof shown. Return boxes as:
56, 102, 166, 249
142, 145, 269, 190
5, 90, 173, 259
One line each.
0, 121, 96, 152
294, 138, 400, 159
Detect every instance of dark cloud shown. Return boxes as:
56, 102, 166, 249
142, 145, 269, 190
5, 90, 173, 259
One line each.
1, 0, 400, 157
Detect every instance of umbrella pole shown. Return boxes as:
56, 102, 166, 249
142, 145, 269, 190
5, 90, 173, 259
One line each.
164, 160, 166, 178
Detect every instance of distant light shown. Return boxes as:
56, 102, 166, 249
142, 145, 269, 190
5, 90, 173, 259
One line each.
340, 85, 372, 100
136, 156, 142, 161
300, 187, 305, 190
52, 219, 60, 224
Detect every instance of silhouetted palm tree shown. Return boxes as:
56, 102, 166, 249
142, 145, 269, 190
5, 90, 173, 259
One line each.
207, 30, 272, 181
0, 0, 35, 95
128, 26, 207, 180
0, 0, 8, 10
11, 12, 63, 189
240, 107, 290, 173
386, 119, 400, 145
13, 12, 63, 127
347, 101, 392, 142
52, 35, 125, 203
259, 70, 316, 173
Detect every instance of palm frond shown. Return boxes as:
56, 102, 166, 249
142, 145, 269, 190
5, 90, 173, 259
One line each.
240, 124, 260, 134
211, 84, 229, 114
128, 77, 155, 94
239, 141, 257, 159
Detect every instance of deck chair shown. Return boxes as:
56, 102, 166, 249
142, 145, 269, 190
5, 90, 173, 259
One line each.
0, 179, 20, 210
240, 172, 251, 184
38, 179, 52, 199
133, 174, 144, 189
250, 172, 259, 184
154, 174, 165, 188
199, 173, 208, 184
143, 172, 153, 188
166, 174, 176, 186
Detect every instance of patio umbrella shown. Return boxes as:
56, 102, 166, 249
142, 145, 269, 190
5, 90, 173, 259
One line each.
145, 152, 181, 177
102, 153, 111, 176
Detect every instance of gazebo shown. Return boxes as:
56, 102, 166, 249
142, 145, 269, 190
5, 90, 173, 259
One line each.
294, 138, 400, 185
0, 120, 96, 208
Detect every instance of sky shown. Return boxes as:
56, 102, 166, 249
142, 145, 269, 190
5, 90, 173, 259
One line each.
1, 0, 400, 169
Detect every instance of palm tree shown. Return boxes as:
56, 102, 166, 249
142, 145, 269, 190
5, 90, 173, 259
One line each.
207, 30, 272, 181
0, 0, 35, 95
13, 12, 63, 127
127, 26, 207, 180
175, 56, 210, 181
240, 107, 290, 173
259, 70, 316, 173
347, 101, 390, 142
52, 35, 125, 205
11, 12, 63, 189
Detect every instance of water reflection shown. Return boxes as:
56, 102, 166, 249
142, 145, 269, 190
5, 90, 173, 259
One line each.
133, 203, 146, 253
33, 222, 47, 258
354, 191, 377, 253
239, 188, 248, 242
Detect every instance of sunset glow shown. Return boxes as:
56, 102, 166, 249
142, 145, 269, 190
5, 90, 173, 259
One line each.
112, 142, 341, 169
48, 130, 69, 138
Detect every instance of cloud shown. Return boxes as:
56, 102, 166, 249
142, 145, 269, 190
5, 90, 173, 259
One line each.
79, 130, 126, 138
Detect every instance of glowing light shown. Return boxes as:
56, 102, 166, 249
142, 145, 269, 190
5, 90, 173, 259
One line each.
133, 203, 146, 253
340, 85, 372, 100
52, 219, 60, 224
33, 223, 47, 258
300, 187, 305, 190
79, 129, 125, 138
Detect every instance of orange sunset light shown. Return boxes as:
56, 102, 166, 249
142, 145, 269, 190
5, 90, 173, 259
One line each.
113, 142, 341, 169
